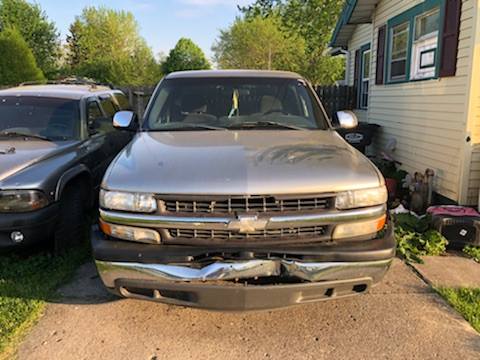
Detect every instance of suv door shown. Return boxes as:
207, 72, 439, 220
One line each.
85, 98, 116, 186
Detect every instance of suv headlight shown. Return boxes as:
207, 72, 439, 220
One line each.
100, 189, 157, 213
0, 190, 49, 213
335, 186, 388, 210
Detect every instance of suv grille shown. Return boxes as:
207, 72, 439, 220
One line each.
161, 195, 333, 214
168, 226, 329, 243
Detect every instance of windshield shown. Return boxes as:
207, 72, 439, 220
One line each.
0, 96, 81, 140
145, 77, 329, 131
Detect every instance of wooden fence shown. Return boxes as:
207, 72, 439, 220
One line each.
315, 85, 356, 117
119, 86, 155, 118
120, 85, 356, 119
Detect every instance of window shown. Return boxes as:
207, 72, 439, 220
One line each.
360, 49, 371, 108
389, 22, 409, 81
386, 0, 445, 83
145, 77, 329, 131
0, 96, 80, 140
113, 93, 131, 110
99, 96, 117, 118
411, 7, 440, 79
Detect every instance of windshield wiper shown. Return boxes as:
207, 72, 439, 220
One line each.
0, 131, 53, 141
227, 121, 307, 131
152, 123, 228, 131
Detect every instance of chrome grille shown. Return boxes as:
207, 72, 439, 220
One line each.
162, 195, 333, 214
168, 226, 328, 242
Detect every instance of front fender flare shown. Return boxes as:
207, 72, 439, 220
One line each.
55, 164, 92, 201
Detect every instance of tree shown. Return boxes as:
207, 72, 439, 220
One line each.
0, 27, 44, 85
237, 0, 281, 19
161, 38, 210, 74
237, 0, 345, 85
66, 7, 160, 86
212, 16, 305, 72
0, 0, 59, 76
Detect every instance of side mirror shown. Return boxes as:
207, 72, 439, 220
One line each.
113, 111, 136, 130
336, 110, 358, 129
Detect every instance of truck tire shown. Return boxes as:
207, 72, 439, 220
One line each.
53, 182, 90, 254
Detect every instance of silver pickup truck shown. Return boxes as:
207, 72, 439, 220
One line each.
92, 70, 394, 310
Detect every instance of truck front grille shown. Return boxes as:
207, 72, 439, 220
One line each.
161, 195, 333, 215
168, 226, 329, 244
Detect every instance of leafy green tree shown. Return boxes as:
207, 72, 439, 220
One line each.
66, 7, 161, 86
161, 38, 210, 74
237, 0, 345, 84
213, 16, 305, 72
0, 27, 44, 85
0, 0, 59, 76
238, 0, 281, 19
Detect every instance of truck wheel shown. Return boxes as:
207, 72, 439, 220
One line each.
53, 182, 90, 255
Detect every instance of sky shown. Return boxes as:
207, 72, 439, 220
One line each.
37, 0, 253, 60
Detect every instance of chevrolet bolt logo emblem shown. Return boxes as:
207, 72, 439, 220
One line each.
227, 215, 268, 234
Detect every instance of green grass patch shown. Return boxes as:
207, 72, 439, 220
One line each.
0, 248, 89, 358
436, 287, 480, 333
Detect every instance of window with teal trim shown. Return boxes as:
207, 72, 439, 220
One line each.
357, 44, 371, 109
386, 0, 445, 84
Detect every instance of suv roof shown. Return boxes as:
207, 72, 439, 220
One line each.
0, 84, 120, 100
165, 70, 303, 80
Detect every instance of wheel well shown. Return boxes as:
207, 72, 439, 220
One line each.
59, 172, 93, 208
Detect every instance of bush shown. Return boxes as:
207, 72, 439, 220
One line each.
463, 246, 480, 263
0, 28, 44, 86
394, 213, 448, 263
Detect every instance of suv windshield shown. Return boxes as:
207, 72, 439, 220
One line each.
0, 96, 80, 141
145, 77, 329, 131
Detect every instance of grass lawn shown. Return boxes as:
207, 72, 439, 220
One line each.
0, 248, 88, 359
437, 287, 480, 333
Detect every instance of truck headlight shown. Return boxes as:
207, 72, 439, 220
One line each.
335, 186, 388, 210
100, 189, 157, 213
0, 190, 49, 213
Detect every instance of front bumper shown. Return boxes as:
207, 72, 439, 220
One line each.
0, 203, 59, 250
92, 224, 395, 310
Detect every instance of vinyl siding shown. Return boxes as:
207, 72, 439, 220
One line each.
465, 1, 480, 205
367, 0, 476, 203
346, 23, 373, 123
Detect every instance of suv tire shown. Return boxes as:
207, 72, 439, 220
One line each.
53, 182, 90, 254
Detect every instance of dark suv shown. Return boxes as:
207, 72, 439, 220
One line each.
0, 82, 135, 252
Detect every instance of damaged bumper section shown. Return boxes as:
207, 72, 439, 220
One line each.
93, 225, 395, 310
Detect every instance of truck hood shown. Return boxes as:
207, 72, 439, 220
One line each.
103, 130, 383, 195
0, 139, 76, 183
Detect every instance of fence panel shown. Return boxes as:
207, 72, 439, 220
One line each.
119, 86, 155, 118
315, 85, 355, 118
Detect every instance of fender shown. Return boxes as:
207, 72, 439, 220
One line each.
55, 164, 92, 201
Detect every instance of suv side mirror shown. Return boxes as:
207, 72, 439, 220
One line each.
336, 110, 358, 129
113, 111, 137, 130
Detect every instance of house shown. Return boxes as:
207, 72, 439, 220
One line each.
331, 0, 480, 206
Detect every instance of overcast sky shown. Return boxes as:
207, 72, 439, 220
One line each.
37, 0, 253, 60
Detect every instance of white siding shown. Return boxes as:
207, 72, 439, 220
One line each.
465, 1, 480, 205
347, 23, 373, 123
367, 0, 476, 203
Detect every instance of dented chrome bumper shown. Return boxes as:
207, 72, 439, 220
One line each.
95, 257, 392, 310
96, 258, 392, 287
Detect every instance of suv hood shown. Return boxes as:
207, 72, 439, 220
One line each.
103, 130, 383, 195
0, 140, 75, 183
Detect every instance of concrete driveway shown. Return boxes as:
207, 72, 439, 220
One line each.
17, 259, 480, 360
